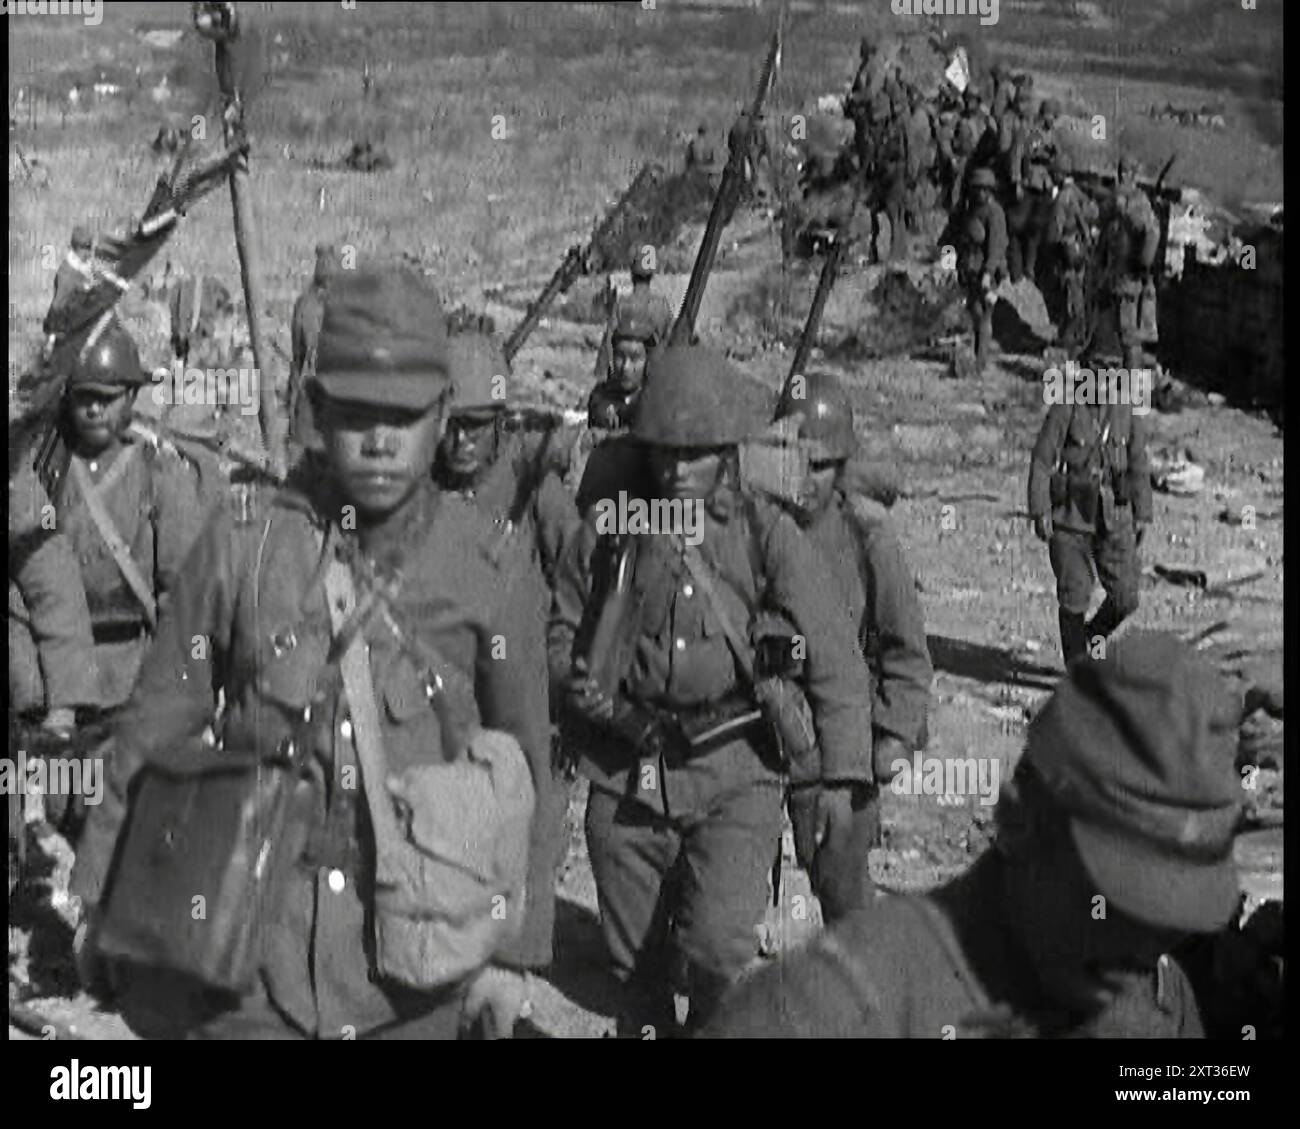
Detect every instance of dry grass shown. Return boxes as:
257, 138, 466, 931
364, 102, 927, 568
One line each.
9, 0, 1284, 392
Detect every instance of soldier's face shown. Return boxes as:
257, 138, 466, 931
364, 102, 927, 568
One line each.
796, 458, 841, 522
648, 445, 726, 502
68, 386, 132, 456
611, 339, 648, 393
439, 412, 498, 480
319, 396, 445, 518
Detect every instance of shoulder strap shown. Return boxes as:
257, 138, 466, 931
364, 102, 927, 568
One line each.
323, 556, 405, 874
681, 541, 755, 685
69, 455, 157, 631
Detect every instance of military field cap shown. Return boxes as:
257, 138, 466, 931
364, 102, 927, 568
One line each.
311, 265, 450, 411
70, 224, 94, 251
1025, 630, 1243, 934
631, 344, 773, 448
969, 167, 998, 190
448, 332, 509, 415
1040, 97, 1062, 117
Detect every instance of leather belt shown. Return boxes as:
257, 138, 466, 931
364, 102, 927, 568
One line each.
91, 621, 149, 645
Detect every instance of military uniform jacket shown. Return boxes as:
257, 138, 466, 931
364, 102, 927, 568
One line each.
72, 479, 557, 1034
8, 465, 100, 712
1029, 401, 1153, 534
549, 487, 875, 792
59, 438, 207, 639
1047, 182, 1100, 257
1101, 186, 1161, 276
1013, 122, 1057, 193
706, 854, 1205, 1038
805, 495, 932, 751
957, 197, 1009, 282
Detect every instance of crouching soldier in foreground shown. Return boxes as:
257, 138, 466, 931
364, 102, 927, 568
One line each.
550, 345, 875, 1035
706, 631, 1243, 1038
774, 371, 932, 923
71, 267, 554, 1040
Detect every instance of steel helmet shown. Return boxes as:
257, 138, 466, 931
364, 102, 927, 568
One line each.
631, 345, 772, 448
64, 318, 147, 392
774, 370, 857, 461
448, 332, 510, 415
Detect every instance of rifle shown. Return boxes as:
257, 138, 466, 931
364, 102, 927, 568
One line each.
670, 29, 782, 346
786, 231, 847, 385
503, 162, 664, 365
18, 142, 243, 508
581, 535, 642, 700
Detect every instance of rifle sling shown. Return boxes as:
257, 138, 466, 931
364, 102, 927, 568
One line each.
69, 452, 157, 631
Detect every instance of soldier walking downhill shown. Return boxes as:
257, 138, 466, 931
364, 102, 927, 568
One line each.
434, 328, 581, 958
1028, 335, 1152, 665
72, 267, 556, 1040
773, 371, 932, 923
707, 631, 1245, 1038
951, 167, 1008, 377
550, 345, 875, 1034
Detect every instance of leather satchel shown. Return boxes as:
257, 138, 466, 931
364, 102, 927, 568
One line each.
94, 746, 313, 995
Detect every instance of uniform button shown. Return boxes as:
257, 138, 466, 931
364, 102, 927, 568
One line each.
327, 868, 346, 894
674, 638, 686, 651
682, 583, 694, 598
340, 717, 353, 741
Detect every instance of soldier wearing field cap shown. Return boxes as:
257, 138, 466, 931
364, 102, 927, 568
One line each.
72, 266, 555, 1040
706, 630, 1244, 1037
551, 345, 875, 1034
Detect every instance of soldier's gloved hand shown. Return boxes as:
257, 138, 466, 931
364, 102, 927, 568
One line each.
812, 784, 857, 851
871, 732, 910, 784
1033, 514, 1053, 542
460, 965, 530, 1040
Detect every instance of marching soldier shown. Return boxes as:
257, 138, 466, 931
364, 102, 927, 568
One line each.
72, 266, 556, 1039
707, 631, 1244, 1038
1098, 157, 1162, 368
591, 251, 673, 406
952, 167, 1008, 376
550, 345, 875, 1034
46, 224, 96, 329
1027, 335, 1152, 665
773, 372, 932, 923
1044, 154, 1100, 351
34, 318, 209, 710
587, 304, 663, 433
435, 330, 582, 959
1007, 97, 1060, 283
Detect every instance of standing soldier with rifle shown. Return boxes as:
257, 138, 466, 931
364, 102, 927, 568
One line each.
1044, 153, 1100, 351
549, 345, 875, 1035
590, 249, 673, 417
72, 267, 555, 1039
772, 371, 932, 923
